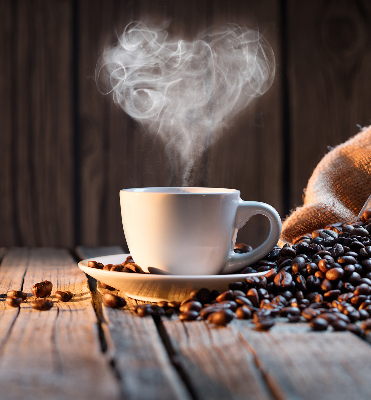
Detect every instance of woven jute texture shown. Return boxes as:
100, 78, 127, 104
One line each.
281, 125, 371, 244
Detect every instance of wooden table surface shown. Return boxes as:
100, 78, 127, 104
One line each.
2, 247, 371, 400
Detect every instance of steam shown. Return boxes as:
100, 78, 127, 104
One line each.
96, 21, 275, 184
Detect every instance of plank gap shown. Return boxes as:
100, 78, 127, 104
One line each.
237, 330, 286, 400
153, 316, 200, 400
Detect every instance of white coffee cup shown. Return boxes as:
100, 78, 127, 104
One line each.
120, 187, 281, 275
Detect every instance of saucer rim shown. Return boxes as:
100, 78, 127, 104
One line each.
78, 253, 268, 280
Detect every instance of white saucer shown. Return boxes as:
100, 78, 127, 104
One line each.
78, 254, 267, 302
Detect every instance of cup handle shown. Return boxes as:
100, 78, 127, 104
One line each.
220, 200, 282, 274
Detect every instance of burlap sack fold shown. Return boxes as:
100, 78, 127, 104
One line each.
281, 125, 371, 244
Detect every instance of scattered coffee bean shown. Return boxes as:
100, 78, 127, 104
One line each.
31, 298, 53, 311
55, 290, 73, 302
6, 297, 23, 307
103, 293, 126, 308
32, 281, 53, 298
7, 290, 27, 301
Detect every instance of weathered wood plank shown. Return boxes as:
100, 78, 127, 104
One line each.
237, 319, 371, 400
161, 317, 274, 400
77, 245, 191, 400
0, 1, 16, 245
0, 248, 120, 400
287, 0, 371, 209
9, 0, 74, 246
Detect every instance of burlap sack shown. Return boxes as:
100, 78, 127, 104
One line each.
281, 125, 371, 244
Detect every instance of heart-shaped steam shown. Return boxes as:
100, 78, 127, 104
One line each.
96, 22, 275, 185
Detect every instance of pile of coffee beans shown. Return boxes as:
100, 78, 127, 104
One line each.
93, 209, 371, 335
88, 256, 146, 274
4, 281, 74, 311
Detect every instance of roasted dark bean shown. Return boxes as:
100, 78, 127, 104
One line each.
246, 288, 260, 308
32, 281, 53, 298
7, 290, 27, 301
326, 267, 344, 281
179, 301, 202, 313
310, 317, 328, 331
236, 306, 252, 319
103, 293, 126, 308
332, 320, 347, 331
179, 311, 199, 321
254, 317, 275, 330
207, 309, 235, 325
6, 297, 22, 307
55, 290, 73, 302
31, 298, 53, 311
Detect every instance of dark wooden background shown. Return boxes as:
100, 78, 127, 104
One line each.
1, 0, 370, 250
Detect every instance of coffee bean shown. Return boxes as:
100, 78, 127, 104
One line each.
332, 320, 347, 331
31, 298, 53, 311
32, 281, 53, 298
88, 261, 104, 269
136, 304, 153, 317
179, 300, 202, 313
302, 308, 321, 320
361, 319, 371, 330
254, 317, 275, 330
55, 290, 73, 302
6, 297, 22, 307
7, 290, 27, 301
228, 282, 246, 291
326, 267, 344, 281
307, 263, 319, 275
246, 288, 259, 308
179, 311, 199, 321
310, 317, 328, 331
151, 305, 165, 316
235, 296, 253, 307
274, 271, 292, 288
103, 264, 113, 271
124, 263, 145, 274
103, 293, 126, 308
236, 306, 252, 319
207, 309, 235, 325
216, 290, 234, 302
157, 301, 168, 309
347, 323, 363, 336
280, 306, 300, 317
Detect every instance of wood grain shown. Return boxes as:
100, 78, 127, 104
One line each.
287, 0, 371, 209
0, 248, 120, 400
237, 320, 371, 400
5, 0, 75, 246
161, 317, 274, 400
77, 245, 191, 400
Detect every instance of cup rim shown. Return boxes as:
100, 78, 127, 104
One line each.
120, 187, 240, 195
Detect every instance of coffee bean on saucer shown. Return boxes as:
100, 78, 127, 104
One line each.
7, 290, 27, 301
88, 261, 104, 269
124, 256, 134, 264
55, 290, 73, 302
207, 309, 235, 325
110, 264, 124, 272
124, 263, 145, 274
179, 311, 199, 321
32, 281, 53, 298
103, 293, 126, 308
103, 264, 113, 271
31, 298, 54, 311
6, 297, 23, 307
